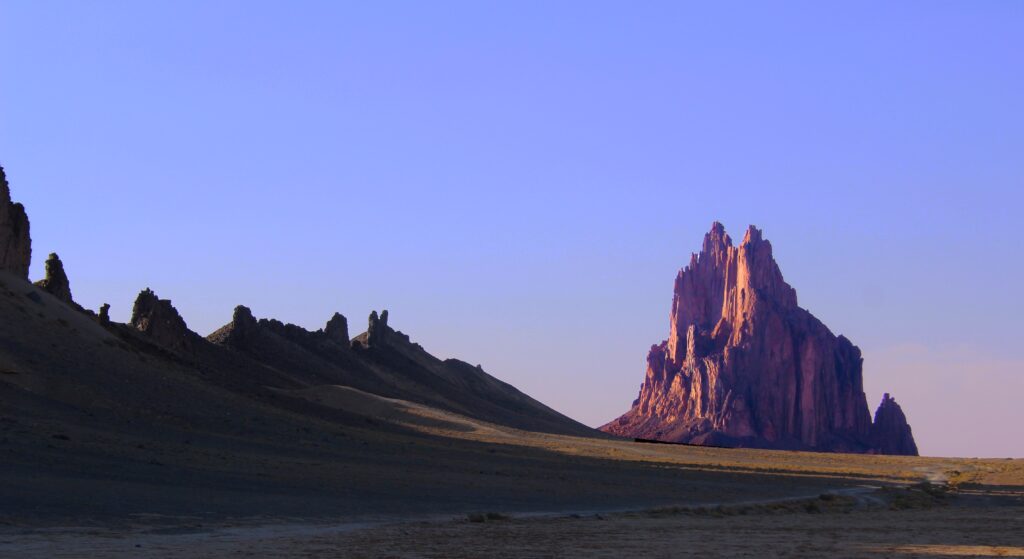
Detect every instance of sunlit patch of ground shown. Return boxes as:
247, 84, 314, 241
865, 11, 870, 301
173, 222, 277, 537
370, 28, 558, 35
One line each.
870, 545, 1024, 557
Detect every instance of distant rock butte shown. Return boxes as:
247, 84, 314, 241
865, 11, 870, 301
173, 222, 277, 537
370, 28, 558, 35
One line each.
0, 165, 31, 278
870, 393, 919, 456
600, 222, 918, 455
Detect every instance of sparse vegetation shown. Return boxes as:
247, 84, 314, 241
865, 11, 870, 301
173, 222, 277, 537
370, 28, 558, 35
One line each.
883, 482, 950, 510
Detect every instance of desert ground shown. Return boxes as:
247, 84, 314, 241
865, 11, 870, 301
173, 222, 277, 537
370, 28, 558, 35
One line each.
2, 268, 1021, 557
3, 393, 1022, 557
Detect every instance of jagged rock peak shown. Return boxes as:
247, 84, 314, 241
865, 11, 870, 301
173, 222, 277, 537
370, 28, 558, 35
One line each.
209, 306, 354, 352
366, 309, 390, 347
0, 164, 32, 278
233, 305, 256, 326
205, 305, 257, 345
870, 393, 918, 456
696, 221, 732, 267
232, 304, 257, 336
131, 288, 194, 354
34, 253, 73, 303
324, 312, 349, 344
98, 303, 111, 326
741, 224, 763, 245
602, 222, 918, 455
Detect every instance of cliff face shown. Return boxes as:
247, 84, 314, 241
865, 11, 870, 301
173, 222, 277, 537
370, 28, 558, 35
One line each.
601, 222, 917, 455
0, 166, 31, 278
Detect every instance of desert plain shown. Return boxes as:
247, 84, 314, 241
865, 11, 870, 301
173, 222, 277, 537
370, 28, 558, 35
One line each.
3, 392, 1022, 558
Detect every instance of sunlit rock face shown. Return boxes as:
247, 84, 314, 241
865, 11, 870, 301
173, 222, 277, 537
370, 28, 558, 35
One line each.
601, 222, 918, 455
0, 166, 31, 278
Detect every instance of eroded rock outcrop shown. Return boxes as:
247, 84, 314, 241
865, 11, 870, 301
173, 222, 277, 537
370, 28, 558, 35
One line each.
364, 309, 390, 348
207, 305, 259, 345
34, 253, 73, 303
131, 288, 195, 354
0, 165, 31, 278
208, 305, 352, 352
601, 222, 917, 455
870, 393, 918, 456
324, 312, 349, 345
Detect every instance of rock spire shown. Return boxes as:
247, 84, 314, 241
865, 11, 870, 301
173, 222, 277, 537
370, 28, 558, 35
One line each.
366, 309, 390, 347
34, 253, 73, 303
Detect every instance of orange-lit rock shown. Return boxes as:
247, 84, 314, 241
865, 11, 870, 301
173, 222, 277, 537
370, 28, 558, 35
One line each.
602, 222, 917, 455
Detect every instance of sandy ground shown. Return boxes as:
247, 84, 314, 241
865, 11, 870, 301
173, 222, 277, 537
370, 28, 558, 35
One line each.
4, 497, 1022, 558
4, 420, 1022, 559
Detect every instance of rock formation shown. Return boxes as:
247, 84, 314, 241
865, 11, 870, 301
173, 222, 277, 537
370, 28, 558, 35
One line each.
601, 222, 917, 455
869, 394, 918, 456
208, 305, 259, 345
0, 165, 31, 278
324, 312, 349, 345
130, 288, 195, 354
208, 305, 351, 352
34, 253, 73, 303
364, 309, 390, 347
98, 303, 111, 326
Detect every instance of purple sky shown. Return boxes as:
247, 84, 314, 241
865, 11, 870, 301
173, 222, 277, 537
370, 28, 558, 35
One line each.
2, 2, 1022, 457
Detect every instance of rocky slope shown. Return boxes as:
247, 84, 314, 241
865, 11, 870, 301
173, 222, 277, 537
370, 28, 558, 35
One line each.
205, 303, 591, 436
0, 163, 592, 441
601, 222, 917, 455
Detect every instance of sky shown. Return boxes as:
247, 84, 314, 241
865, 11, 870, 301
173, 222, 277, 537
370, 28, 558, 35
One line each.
1, 1, 1021, 458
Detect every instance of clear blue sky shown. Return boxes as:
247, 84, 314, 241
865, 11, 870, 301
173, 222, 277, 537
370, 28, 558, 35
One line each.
2, 1, 1021, 457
